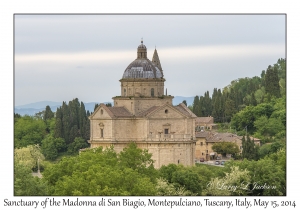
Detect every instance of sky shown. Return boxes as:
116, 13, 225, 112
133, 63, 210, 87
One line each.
14, 14, 286, 106
2, 0, 300, 206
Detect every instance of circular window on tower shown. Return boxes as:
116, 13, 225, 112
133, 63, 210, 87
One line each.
165, 109, 168, 114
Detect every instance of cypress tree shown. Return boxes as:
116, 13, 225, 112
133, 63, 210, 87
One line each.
242, 135, 258, 160
54, 108, 63, 138
265, 65, 280, 98
54, 118, 63, 138
94, 103, 99, 111
192, 96, 201, 116
251, 92, 257, 106
44, 105, 54, 121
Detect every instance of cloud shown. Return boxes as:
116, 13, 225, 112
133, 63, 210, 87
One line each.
15, 43, 285, 66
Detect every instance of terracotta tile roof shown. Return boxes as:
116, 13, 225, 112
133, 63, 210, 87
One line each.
136, 106, 160, 117
195, 131, 209, 138
94, 103, 115, 118
174, 103, 197, 118
206, 132, 241, 143
107, 107, 133, 117
195, 117, 214, 123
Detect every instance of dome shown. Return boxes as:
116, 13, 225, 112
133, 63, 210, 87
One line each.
122, 41, 163, 79
122, 59, 163, 79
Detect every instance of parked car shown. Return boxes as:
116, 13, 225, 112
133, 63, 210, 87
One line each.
200, 158, 205, 162
215, 160, 220, 165
220, 160, 226, 165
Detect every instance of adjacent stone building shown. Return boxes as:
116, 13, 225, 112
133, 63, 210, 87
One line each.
195, 116, 217, 131
89, 41, 197, 168
195, 131, 261, 161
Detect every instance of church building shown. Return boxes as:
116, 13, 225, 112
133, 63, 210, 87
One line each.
89, 40, 197, 168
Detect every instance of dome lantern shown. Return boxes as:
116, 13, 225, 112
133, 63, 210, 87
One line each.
137, 39, 147, 59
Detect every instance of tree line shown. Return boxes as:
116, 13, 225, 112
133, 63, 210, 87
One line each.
191, 58, 286, 123
14, 142, 285, 196
14, 98, 90, 160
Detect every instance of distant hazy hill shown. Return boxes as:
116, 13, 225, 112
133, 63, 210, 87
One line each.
14, 96, 194, 116
14, 101, 111, 116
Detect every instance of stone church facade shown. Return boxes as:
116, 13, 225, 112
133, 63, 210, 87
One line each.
89, 41, 197, 168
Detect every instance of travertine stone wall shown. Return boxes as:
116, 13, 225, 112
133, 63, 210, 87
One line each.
89, 141, 195, 168
113, 97, 173, 115
120, 79, 165, 97
89, 104, 197, 168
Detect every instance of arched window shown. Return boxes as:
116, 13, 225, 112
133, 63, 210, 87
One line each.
101, 128, 104, 138
151, 88, 154, 97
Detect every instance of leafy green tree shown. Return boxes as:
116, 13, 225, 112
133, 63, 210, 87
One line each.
119, 142, 157, 180
231, 101, 275, 135
254, 116, 285, 140
41, 135, 67, 160
14, 163, 48, 196
171, 168, 203, 195
159, 164, 224, 195
43, 144, 158, 196
258, 143, 272, 159
156, 178, 194, 195
14, 116, 47, 148
211, 142, 240, 157
203, 166, 250, 196
67, 137, 88, 155
159, 164, 179, 183
182, 100, 187, 106
225, 154, 285, 195
14, 145, 45, 170
254, 87, 265, 104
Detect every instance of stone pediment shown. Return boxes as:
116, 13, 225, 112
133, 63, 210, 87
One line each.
90, 104, 133, 120
89, 104, 114, 119
145, 103, 190, 119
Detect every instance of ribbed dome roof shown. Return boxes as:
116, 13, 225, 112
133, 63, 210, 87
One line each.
122, 59, 163, 79
122, 40, 163, 79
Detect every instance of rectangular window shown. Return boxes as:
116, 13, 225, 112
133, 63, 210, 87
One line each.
200, 142, 203, 146
101, 129, 104, 138
164, 129, 169, 134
